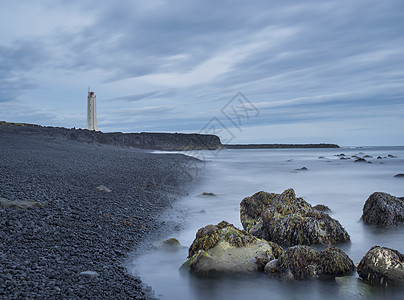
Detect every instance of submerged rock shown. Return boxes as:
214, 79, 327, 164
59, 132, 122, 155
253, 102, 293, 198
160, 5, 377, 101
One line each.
182, 221, 283, 274
361, 192, 404, 226
335, 276, 373, 299
240, 189, 350, 246
357, 246, 404, 287
265, 246, 354, 280
153, 238, 183, 251
354, 158, 366, 163
296, 167, 308, 171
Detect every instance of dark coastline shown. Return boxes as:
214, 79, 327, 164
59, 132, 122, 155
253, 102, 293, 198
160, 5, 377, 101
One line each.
225, 143, 340, 149
0, 122, 221, 151
0, 128, 202, 299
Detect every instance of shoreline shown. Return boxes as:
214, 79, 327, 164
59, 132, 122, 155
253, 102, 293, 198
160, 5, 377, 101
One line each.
224, 143, 339, 149
0, 131, 202, 299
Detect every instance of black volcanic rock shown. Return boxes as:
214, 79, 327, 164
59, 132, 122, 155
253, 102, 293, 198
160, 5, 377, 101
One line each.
0, 122, 222, 151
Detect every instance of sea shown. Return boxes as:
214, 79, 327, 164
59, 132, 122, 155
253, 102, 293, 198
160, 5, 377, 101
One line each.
128, 146, 404, 300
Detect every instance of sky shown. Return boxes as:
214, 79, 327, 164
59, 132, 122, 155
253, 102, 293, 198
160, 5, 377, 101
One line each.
0, 0, 403, 146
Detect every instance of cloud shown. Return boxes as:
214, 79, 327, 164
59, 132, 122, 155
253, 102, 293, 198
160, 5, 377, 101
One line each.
0, 0, 403, 144
105, 89, 177, 102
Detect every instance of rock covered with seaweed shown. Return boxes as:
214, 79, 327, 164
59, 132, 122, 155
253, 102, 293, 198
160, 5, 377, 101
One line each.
264, 245, 355, 280
357, 246, 404, 287
240, 188, 350, 246
361, 192, 404, 226
181, 221, 283, 273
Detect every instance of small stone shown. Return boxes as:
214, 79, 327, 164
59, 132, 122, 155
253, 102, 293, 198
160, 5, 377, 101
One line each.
79, 270, 99, 278
96, 185, 111, 193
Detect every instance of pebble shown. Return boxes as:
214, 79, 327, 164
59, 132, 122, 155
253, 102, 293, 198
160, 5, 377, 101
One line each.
0, 129, 196, 299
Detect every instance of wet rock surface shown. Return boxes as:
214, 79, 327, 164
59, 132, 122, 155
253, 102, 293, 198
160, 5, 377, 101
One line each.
357, 246, 404, 287
240, 189, 350, 246
0, 132, 199, 299
266, 245, 355, 280
361, 192, 404, 226
182, 221, 283, 273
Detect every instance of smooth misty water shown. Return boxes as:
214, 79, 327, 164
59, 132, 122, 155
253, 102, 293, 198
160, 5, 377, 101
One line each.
128, 147, 404, 300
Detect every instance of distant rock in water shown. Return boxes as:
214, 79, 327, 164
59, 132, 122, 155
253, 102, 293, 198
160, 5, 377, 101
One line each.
361, 192, 404, 226
363, 155, 373, 158
377, 156, 383, 159
200, 192, 216, 197
240, 189, 350, 246
357, 246, 404, 287
265, 245, 355, 280
354, 158, 366, 163
295, 167, 308, 171
181, 221, 283, 274
394, 174, 404, 178
313, 204, 331, 212
388, 154, 397, 158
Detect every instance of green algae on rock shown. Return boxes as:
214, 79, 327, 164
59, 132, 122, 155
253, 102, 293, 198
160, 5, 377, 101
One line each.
240, 188, 350, 246
357, 246, 404, 287
265, 245, 355, 280
182, 221, 283, 274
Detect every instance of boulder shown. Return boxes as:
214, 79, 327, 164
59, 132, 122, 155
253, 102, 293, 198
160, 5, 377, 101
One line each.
354, 158, 366, 163
316, 247, 355, 279
240, 189, 350, 246
181, 221, 283, 274
265, 245, 354, 280
357, 246, 404, 287
361, 192, 404, 226
394, 174, 404, 178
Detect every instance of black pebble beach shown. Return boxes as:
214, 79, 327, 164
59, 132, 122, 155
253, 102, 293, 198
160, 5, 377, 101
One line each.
0, 129, 200, 299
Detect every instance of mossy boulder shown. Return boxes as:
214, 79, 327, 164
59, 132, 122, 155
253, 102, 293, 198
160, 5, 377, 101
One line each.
182, 221, 283, 274
357, 246, 404, 287
316, 247, 355, 279
361, 192, 404, 226
265, 245, 354, 280
153, 238, 183, 251
240, 188, 350, 246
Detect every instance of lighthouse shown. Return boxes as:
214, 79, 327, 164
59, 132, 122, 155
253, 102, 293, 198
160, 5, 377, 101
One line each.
87, 90, 98, 131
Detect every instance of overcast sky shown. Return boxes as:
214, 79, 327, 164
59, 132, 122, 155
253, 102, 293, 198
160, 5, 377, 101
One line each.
1, 0, 403, 145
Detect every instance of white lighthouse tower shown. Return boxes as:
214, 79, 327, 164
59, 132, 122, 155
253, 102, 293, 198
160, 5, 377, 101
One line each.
86, 90, 98, 131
